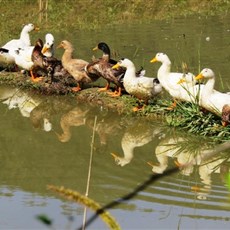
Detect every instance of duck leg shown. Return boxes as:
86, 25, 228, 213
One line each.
132, 99, 147, 112
72, 83, 82, 92
30, 69, 43, 82
133, 105, 145, 112
98, 82, 110, 92
166, 100, 177, 110
107, 87, 122, 97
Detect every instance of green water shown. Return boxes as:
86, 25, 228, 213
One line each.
0, 6, 230, 230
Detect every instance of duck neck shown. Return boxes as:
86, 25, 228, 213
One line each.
124, 63, 136, 80
121, 142, 135, 163
158, 60, 171, 79
20, 29, 31, 46
102, 53, 110, 62
203, 77, 215, 95
101, 44, 111, 62
62, 47, 74, 64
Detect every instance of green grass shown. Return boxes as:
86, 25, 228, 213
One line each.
141, 98, 230, 142
0, 0, 229, 31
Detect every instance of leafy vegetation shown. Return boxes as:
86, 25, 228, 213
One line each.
134, 96, 230, 142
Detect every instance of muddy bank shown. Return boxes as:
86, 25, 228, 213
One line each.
0, 71, 146, 115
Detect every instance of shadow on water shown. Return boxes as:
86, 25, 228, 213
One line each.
0, 85, 230, 229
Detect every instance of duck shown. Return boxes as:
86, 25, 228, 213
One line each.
58, 40, 94, 91
150, 52, 200, 106
112, 58, 162, 110
2, 33, 57, 82
85, 42, 125, 96
33, 34, 69, 82
195, 68, 230, 117
13, 33, 55, 61
6, 39, 45, 82
31, 39, 48, 81
0, 23, 39, 65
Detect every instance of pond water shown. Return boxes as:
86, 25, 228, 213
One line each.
0, 10, 230, 230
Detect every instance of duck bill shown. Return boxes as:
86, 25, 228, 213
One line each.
41, 45, 48, 54
57, 43, 63, 49
150, 57, 157, 63
112, 63, 120, 69
195, 73, 204, 80
92, 46, 98, 51
147, 161, 159, 167
111, 152, 119, 159
34, 26, 40, 32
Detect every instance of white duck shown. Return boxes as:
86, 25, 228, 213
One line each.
13, 33, 54, 64
5, 36, 54, 82
0, 23, 39, 65
195, 68, 230, 116
7, 33, 55, 68
8, 48, 34, 72
6, 39, 42, 81
112, 58, 162, 109
41, 33, 55, 57
150, 53, 200, 104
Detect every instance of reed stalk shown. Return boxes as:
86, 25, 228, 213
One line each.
82, 115, 97, 230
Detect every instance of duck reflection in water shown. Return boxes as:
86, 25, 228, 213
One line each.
52, 102, 123, 144
56, 106, 89, 143
85, 109, 123, 146
29, 96, 76, 134
2, 89, 41, 117
0, 87, 54, 131
111, 120, 164, 166
2, 88, 124, 145
147, 133, 230, 200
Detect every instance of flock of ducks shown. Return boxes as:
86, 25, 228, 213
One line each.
0, 23, 229, 125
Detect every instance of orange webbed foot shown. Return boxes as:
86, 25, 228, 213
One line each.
107, 87, 122, 97
98, 83, 110, 92
31, 76, 44, 82
132, 105, 145, 112
72, 86, 82, 92
166, 101, 177, 111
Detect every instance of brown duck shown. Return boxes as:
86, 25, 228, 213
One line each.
85, 42, 125, 97
58, 40, 96, 92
